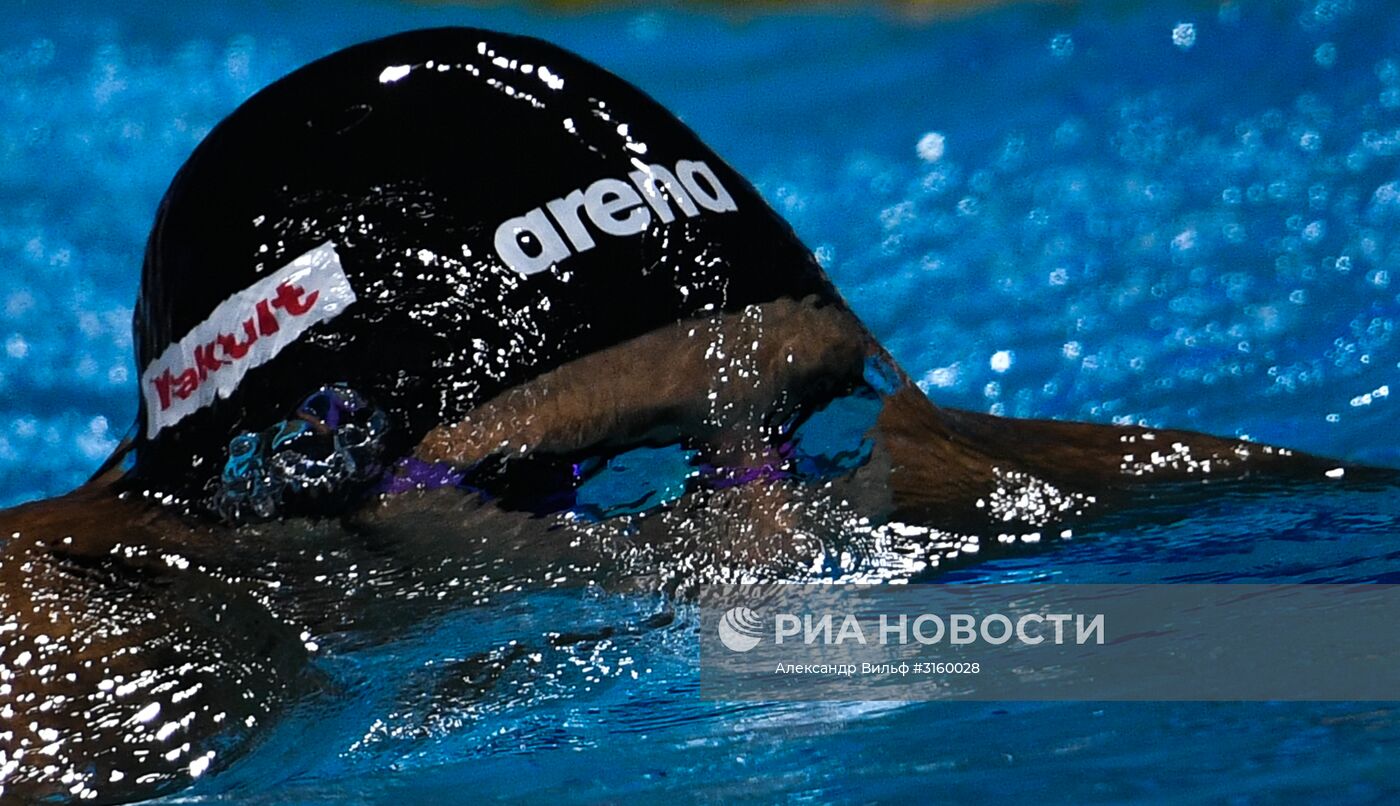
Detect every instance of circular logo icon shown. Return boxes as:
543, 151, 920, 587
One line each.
717, 606, 764, 652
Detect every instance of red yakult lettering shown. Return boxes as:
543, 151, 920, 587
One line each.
140, 243, 357, 436
271, 282, 318, 315
194, 341, 226, 380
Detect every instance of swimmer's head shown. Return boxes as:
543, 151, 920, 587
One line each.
132, 27, 846, 511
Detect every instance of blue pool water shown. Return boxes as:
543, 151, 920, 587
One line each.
3, 0, 1400, 801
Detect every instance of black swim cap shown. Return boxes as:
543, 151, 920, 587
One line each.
132, 27, 842, 507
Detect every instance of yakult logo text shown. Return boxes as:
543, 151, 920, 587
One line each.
141, 242, 357, 436
493, 158, 738, 276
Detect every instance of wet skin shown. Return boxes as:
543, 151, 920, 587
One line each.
0, 294, 1389, 803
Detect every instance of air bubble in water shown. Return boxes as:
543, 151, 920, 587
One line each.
1172, 22, 1197, 50
916, 132, 946, 163
1314, 42, 1337, 68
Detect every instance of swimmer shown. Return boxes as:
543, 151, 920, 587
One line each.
0, 27, 1390, 802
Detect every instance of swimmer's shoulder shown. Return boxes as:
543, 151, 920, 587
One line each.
0, 478, 215, 567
